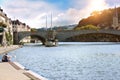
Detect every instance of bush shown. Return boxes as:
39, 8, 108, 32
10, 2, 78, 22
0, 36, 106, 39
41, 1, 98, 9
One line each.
75, 24, 100, 30
5, 31, 13, 45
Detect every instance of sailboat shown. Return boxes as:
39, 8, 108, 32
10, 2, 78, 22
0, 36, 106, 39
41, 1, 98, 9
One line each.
45, 14, 58, 47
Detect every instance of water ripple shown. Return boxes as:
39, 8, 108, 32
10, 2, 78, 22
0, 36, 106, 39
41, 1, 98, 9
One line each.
1, 42, 120, 80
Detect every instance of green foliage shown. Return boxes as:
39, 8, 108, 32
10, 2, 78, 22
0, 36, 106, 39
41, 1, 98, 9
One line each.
0, 27, 4, 32
5, 31, 13, 45
0, 22, 7, 27
75, 25, 100, 30
75, 7, 120, 29
31, 28, 37, 32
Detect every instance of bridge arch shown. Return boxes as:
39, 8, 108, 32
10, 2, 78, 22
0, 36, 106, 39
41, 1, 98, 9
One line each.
56, 29, 120, 41
14, 30, 120, 44
65, 33, 120, 42
17, 32, 46, 45
20, 34, 46, 44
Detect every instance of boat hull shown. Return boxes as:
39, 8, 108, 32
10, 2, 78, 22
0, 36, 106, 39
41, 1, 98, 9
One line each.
45, 40, 58, 47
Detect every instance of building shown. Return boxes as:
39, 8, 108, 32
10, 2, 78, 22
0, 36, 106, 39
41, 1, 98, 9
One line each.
0, 7, 13, 46
112, 6, 120, 30
12, 20, 31, 43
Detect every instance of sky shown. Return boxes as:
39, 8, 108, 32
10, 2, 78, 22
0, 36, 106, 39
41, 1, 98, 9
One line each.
0, 0, 120, 28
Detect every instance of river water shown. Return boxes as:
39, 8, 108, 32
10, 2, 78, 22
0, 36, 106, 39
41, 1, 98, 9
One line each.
1, 42, 120, 80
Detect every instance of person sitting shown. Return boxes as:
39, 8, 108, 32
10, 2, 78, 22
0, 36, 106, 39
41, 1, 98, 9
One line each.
2, 53, 10, 62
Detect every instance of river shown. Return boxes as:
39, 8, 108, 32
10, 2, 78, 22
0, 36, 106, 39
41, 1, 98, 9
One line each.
1, 42, 120, 80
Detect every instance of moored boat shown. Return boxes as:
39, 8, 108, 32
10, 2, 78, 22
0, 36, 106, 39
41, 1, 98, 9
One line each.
45, 38, 58, 47
45, 13, 58, 47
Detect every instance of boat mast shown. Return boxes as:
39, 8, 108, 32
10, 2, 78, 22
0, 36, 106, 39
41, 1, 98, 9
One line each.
51, 13, 52, 30
46, 15, 47, 31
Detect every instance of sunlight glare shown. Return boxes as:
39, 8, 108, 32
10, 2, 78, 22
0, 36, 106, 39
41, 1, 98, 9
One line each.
89, 0, 108, 11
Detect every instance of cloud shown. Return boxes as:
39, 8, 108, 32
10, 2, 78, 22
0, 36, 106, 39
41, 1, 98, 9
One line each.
53, 8, 82, 26
1, 0, 112, 28
53, 0, 109, 26
2, 0, 59, 28
106, 0, 120, 7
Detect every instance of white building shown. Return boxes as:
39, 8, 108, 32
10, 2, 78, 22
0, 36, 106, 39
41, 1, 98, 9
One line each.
112, 6, 120, 30
0, 7, 13, 46
12, 20, 31, 43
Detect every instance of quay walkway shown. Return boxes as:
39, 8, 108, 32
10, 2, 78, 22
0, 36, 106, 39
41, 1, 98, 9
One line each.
0, 62, 46, 80
0, 45, 47, 80
0, 45, 21, 54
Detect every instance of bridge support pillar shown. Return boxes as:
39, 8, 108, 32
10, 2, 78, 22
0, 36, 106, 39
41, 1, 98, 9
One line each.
13, 32, 19, 45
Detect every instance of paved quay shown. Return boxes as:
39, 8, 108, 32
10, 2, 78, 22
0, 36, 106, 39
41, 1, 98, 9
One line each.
0, 45, 47, 80
0, 45, 22, 54
0, 62, 46, 80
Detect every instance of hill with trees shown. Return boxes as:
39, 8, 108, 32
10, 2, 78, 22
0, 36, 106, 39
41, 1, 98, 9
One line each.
74, 7, 120, 30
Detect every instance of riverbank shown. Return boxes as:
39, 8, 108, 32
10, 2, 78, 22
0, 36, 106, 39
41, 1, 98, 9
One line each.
0, 62, 46, 80
0, 45, 22, 54
0, 45, 47, 80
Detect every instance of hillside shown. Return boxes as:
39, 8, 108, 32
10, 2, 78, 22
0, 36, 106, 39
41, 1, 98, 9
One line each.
74, 7, 120, 29
37, 24, 77, 31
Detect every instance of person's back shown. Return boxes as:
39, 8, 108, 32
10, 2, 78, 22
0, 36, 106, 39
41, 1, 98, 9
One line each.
2, 55, 6, 62
4, 55, 8, 62
2, 53, 9, 62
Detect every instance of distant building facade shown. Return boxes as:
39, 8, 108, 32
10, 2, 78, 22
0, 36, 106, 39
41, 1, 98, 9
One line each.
0, 7, 13, 46
12, 20, 31, 43
112, 6, 120, 30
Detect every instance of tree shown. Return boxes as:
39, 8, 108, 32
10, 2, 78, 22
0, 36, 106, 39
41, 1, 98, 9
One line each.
31, 28, 37, 32
5, 30, 13, 45
75, 24, 100, 30
74, 7, 120, 29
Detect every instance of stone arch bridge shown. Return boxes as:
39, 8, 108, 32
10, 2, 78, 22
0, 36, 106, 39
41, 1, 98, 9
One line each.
14, 29, 120, 44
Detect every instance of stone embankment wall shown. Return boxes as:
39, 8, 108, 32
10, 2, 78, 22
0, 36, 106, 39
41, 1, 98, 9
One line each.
0, 45, 22, 54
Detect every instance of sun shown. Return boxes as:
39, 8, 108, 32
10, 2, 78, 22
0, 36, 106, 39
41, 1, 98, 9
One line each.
89, 0, 108, 11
